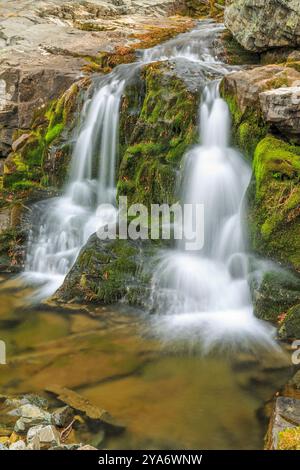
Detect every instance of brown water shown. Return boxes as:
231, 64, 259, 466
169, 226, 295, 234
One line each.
0, 275, 293, 450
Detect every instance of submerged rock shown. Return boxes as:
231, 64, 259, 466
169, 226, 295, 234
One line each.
225, 0, 300, 52
9, 440, 26, 450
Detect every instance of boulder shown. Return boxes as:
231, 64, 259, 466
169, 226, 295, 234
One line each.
53, 234, 155, 306
260, 87, 300, 141
225, 0, 300, 52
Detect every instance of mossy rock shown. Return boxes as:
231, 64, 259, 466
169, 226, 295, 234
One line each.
3, 81, 85, 193
220, 85, 268, 161
118, 62, 198, 207
54, 234, 156, 306
279, 304, 300, 340
250, 269, 300, 323
247, 135, 300, 271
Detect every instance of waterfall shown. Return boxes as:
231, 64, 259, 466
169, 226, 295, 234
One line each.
23, 71, 128, 300
21, 19, 278, 351
22, 21, 228, 301
149, 85, 277, 351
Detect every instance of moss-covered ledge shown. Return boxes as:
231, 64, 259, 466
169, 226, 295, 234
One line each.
247, 135, 300, 272
117, 62, 199, 208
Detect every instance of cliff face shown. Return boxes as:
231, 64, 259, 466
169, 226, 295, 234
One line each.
225, 0, 300, 52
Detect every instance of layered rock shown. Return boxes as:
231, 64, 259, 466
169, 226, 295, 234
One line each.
0, 0, 195, 158
225, 0, 300, 52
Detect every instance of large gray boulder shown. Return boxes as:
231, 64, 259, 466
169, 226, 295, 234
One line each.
225, 0, 300, 52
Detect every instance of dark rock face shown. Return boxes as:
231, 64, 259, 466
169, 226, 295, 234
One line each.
225, 0, 300, 52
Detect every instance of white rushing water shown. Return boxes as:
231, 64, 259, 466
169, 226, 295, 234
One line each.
23, 71, 128, 300
22, 20, 278, 351
150, 83, 277, 351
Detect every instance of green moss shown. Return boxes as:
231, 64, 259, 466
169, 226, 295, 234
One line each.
118, 63, 198, 207
3, 82, 81, 192
279, 304, 300, 339
248, 135, 300, 270
220, 31, 260, 65
220, 88, 268, 160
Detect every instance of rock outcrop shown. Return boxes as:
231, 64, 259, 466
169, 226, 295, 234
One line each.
0, 1, 194, 159
224, 0, 300, 52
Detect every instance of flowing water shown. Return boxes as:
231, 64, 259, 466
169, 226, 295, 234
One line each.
0, 20, 292, 449
149, 82, 277, 352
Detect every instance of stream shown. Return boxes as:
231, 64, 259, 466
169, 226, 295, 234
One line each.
0, 20, 294, 449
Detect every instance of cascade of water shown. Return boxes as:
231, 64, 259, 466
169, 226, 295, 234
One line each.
23, 72, 127, 300
149, 83, 277, 351
21, 19, 278, 351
